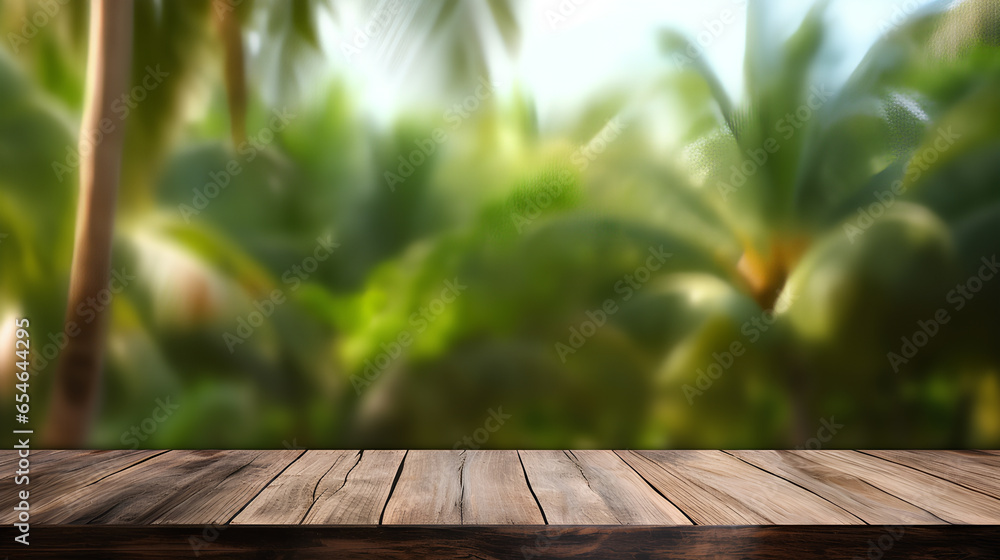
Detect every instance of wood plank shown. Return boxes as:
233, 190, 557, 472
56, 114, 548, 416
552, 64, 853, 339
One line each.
861, 450, 1000, 500
618, 450, 861, 525
231, 450, 359, 524
0, 450, 165, 524
520, 450, 691, 525
232, 450, 406, 524
152, 449, 302, 524
381, 450, 463, 524
382, 450, 545, 525
33, 450, 277, 524
801, 451, 1000, 524
726, 450, 943, 524
6, 526, 999, 559
302, 450, 405, 524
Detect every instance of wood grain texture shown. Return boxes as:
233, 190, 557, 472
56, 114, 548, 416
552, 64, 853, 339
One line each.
726, 450, 943, 524
231, 450, 359, 524
152, 450, 302, 524
0, 450, 166, 524
4, 526, 998, 559
381, 450, 545, 525
802, 450, 1000, 524
618, 450, 861, 525
11, 449, 1000, 532
520, 450, 691, 525
861, 450, 1000, 500
33, 450, 287, 524
302, 449, 405, 524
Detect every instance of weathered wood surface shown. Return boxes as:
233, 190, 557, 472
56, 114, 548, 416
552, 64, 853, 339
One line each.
1, 450, 998, 557
381, 449, 545, 524
617, 450, 863, 524
3, 526, 999, 559
519, 450, 691, 524
2, 450, 998, 527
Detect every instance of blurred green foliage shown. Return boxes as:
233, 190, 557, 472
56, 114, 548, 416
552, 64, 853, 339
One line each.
1, 0, 999, 449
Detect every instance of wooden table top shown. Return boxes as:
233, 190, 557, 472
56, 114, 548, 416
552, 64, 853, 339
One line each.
4, 449, 999, 527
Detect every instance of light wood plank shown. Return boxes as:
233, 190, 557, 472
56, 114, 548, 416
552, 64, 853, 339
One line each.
35, 450, 271, 524
727, 450, 942, 524
232, 450, 360, 524
520, 450, 691, 525
382, 450, 463, 524
618, 450, 861, 525
801, 451, 1000, 524
861, 450, 1000, 500
382, 450, 545, 525
303, 450, 405, 524
153, 449, 302, 524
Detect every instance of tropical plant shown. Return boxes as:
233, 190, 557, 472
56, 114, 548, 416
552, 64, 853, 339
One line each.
1, 0, 998, 449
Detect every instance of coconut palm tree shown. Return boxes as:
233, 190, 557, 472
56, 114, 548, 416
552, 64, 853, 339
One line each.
43, 0, 133, 447
336, 0, 1000, 449
37, 0, 522, 446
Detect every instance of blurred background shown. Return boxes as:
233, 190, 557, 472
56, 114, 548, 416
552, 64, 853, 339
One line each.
1, 0, 999, 449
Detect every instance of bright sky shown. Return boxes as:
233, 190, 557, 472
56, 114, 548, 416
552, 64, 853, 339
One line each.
318, 0, 940, 128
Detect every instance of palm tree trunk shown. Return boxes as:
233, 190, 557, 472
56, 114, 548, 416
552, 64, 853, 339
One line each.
214, 2, 247, 146
43, 0, 133, 448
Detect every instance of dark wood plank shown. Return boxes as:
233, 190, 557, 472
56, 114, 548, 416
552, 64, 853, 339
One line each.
861, 450, 1000, 500
726, 450, 943, 524
0, 450, 165, 524
33, 450, 280, 524
231, 450, 359, 524
802, 450, 1000, 524
152, 450, 302, 524
382, 450, 545, 524
4, 525, 998, 559
520, 450, 691, 525
618, 450, 861, 525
